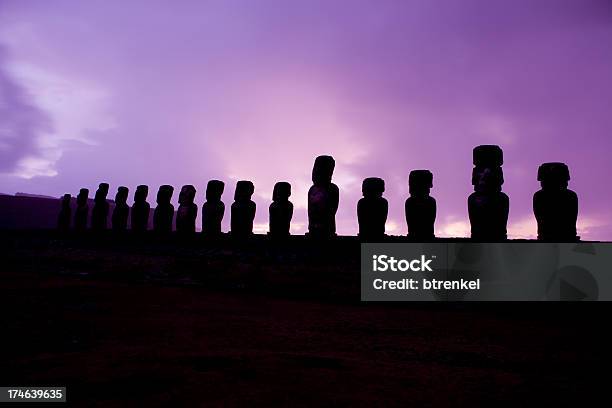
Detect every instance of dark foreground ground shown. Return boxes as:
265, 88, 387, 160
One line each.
1, 231, 609, 407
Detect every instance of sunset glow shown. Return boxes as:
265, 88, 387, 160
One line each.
1, 0, 611, 239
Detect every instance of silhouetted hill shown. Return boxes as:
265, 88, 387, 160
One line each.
0, 194, 65, 229
0, 193, 157, 230
15, 192, 58, 199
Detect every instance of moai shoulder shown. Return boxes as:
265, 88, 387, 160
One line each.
202, 180, 225, 237
533, 162, 578, 241
358, 177, 387, 240
468, 145, 509, 241
269, 181, 293, 237
177, 184, 198, 234
405, 170, 436, 240
231, 180, 256, 238
91, 182, 110, 230
153, 185, 175, 233
74, 188, 89, 231
131, 185, 150, 232
308, 155, 339, 238
57, 194, 72, 230
112, 186, 129, 231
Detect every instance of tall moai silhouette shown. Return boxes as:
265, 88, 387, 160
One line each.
405, 170, 436, 240
269, 182, 293, 237
176, 184, 197, 234
533, 162, 578, 241
468, 145, 509, 241
202, 180, 225, 237
74, 188, 89, 231
57, 194, 72, 230
153, 185, 174, 233
111, 186, 130, 231
91, 182, 110, 230
131, 185, 150, 232
357, 177, 388, 240
308, 155, 339, 238
231, 180, 256, 238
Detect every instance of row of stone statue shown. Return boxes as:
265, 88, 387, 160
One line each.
57, 146, 579, 241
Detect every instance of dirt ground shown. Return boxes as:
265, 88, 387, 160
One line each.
1, 231, 608, 406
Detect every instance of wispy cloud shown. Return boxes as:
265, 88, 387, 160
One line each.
3, 58, 115, 178
0, 45, 52, 175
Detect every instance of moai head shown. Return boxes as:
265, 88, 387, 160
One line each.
312, 155, 335, 185
538, 162, 570, 190
362, 177, 385, 199
473, 145, 503, 167
135, 185, 148, 203
115, 186, 129, 205
179, 184, 196, 205
472, 145, 504, 193
156, 185, 174, 205
95, 182, 110, 202
409, 170, 433, 196
273, 182, 291, 202
77, 188, 89, 206
472, 167, 504, 193
234, 180, 254, 202
61, 194, 71, 208
206, 180, 225, 202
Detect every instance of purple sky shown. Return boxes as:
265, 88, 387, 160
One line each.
1, 0, 611, 239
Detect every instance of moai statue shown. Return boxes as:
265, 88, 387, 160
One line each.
111, 186, 130, 231
74, 188, 89, 231
533, 162, 578, 241
131, 185, 150, 232
468, 145, 509, 241
202, 180, 225, 237
153, 185, 174, 233
57, 194, 72, 230
231, 180, 256, 238
91, 182, 110, 230
405, 170, 436, 240
307, 155, 339, 238
176, 184, 197, 234
357, 177, 388, 240
269, 182, 293, 237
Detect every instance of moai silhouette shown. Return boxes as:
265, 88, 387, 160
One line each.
405, 170, 436, 240
91, 182, 110, 230
231, 180, 256, 238
202, 180, 225, 237
74, 188, 89, 231
176, 184, 197, 234
357, 177, 388, 240
131, 185, 150, 232
308, 155, 339, 238
533, 162, 578, 241
468, 145, 509, 241
269, 182, 293, 237
57, 194, 72, 230
111, 186, 130, 231
153, 185, 174, 233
